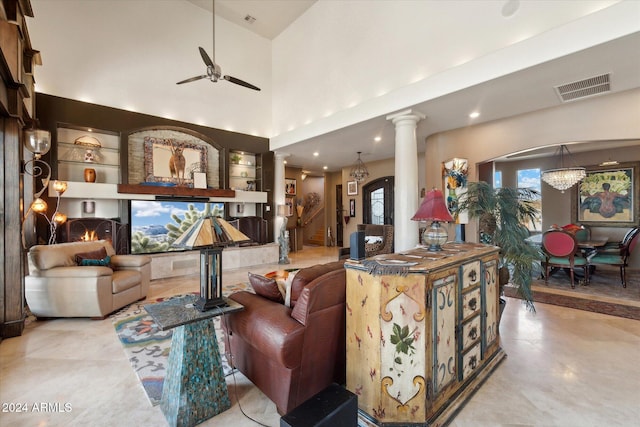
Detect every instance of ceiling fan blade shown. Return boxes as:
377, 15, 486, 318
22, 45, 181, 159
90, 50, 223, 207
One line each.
176, 75, 207, 85
198, 47, 215, 68
223, 75, 261, 91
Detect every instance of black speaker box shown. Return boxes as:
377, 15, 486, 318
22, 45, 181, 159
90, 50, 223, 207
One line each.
349, 231, 365, 260
280, 383, 358, 427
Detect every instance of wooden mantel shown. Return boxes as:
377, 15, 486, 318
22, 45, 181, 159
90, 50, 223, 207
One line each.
117, 184, 235, 198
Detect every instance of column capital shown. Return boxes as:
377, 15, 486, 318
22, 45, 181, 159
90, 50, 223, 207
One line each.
274, 151, 290, 160
386, 109, 426, 125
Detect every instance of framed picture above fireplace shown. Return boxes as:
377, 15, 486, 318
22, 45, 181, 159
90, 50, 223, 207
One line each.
143, 136, 208, 186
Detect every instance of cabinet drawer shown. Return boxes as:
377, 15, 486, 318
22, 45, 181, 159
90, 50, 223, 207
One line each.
461, 260, 481, 289
461, 287, 481, 319
461, 316, 481, 350
461, 342, 482, 379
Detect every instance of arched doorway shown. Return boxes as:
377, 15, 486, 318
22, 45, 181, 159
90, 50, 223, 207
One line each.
363, 176, 394, 225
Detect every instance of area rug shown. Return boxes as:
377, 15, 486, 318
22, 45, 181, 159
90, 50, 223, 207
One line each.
111, 282, 252, 406
504, 266, 640, 320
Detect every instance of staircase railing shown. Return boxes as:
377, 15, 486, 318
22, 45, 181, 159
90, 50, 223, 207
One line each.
302, 206, 324, 227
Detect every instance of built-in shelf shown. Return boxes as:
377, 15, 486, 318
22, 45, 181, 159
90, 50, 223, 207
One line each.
58, 160, 120, 168
56, 124, 121, 184
50, 182, 267, 203
229, 151, 260, 191
117, 184, 235, 198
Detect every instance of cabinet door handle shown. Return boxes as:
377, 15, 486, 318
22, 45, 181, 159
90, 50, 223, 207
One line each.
468, 326, 478, 340
469, 355, 478, 370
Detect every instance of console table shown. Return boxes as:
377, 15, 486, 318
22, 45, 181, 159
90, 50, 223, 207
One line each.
144, 295, 243, 427
344, 242, 505, 426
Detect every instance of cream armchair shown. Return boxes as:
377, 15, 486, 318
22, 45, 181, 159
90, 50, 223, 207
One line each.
25, 240, 151, 319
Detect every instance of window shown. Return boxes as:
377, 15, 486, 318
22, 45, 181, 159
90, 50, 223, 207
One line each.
370, 188, 385, 224
494, 171, 502, 188
517, 168, 542, 231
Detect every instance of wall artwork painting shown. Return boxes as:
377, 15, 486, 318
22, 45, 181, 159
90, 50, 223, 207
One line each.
576, 162, 638, 227
144, 137, 207, 185
285, 178, 297, 196
347, 181, 358, 196
442, 158, 469, 224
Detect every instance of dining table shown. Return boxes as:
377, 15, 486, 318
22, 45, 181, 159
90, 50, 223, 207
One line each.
524, 233, 608, 250
525, 233, 609, 281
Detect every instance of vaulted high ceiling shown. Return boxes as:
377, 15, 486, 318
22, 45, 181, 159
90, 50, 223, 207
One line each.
27, 0, 640, 174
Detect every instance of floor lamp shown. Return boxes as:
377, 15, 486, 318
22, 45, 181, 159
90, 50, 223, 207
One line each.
172, 215, 250, 311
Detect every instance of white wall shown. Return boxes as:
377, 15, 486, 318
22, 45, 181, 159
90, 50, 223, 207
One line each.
340, 153, 425, 244
28, 0, 272, 137
270, 0, 632, 148
425, 89, 640, 266
424, 89, 640, 188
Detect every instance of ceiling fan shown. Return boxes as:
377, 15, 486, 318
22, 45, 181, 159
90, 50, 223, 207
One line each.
176, 0, 260, 91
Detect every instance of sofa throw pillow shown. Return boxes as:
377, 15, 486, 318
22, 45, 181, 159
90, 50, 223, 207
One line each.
75, 247, 109, 266
283, 270, 299, 308
248, 272, 284, 304
79, 256, 112, 267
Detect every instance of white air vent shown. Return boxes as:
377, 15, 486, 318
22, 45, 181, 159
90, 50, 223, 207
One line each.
244, 14, 256, 24
554, 73, 611, 102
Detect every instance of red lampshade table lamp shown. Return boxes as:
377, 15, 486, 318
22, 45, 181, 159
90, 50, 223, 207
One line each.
411, 188, 454, 251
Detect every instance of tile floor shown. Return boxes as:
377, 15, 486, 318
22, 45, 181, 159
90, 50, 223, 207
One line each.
1, 246, 639, 427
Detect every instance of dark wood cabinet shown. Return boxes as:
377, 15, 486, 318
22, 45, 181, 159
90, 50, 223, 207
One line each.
1, 0, 38, 339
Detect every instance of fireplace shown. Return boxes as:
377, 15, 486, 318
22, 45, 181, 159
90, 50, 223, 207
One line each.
58, 218, 129, 254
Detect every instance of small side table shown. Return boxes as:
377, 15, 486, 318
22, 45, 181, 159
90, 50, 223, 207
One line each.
144, 295, 243, 427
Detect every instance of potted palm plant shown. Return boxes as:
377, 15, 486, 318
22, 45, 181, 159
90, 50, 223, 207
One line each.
456, 181, 542, 312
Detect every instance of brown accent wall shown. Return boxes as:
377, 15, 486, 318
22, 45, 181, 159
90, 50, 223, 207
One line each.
34, 93, 275, 239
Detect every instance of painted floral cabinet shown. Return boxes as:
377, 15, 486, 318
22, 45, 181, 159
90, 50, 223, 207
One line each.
345, 243, 504, 426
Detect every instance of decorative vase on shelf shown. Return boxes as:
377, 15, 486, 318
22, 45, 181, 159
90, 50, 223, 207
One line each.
84, 168, 96, 183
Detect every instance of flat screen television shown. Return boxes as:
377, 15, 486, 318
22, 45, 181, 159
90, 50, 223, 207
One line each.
129, 200, 225, 254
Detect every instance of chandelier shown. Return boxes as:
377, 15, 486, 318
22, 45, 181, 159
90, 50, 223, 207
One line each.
541, 145, 586, 193
349, 151, 369, 182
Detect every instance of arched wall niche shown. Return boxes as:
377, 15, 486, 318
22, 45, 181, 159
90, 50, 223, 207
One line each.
126, 126, 224, 188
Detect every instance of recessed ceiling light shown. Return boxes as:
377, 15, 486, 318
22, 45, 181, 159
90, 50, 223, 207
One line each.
313, 152, 319, 156
374, 136, 381, 142
283, 160, 287, 164
323, 166, 328, 170
469, 111, 480, 119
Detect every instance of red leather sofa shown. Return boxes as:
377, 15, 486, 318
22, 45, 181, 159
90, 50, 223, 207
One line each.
223, 261, 346, 414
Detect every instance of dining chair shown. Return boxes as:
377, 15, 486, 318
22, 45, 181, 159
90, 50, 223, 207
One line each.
541, 229, 589, 289
588, 229, 639, 288
598, 227, 639, 254
573, 225, 590, 242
